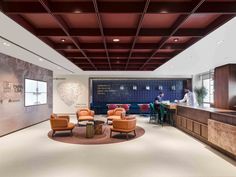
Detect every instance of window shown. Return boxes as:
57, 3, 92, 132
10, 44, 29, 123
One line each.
201, 71, 214, 105
25, 79, 47, 106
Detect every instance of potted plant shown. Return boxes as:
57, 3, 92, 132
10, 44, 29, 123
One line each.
194, 86, 207, 107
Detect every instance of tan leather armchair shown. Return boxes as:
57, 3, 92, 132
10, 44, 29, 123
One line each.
107, 108, 126, 124
110, 117, 136, 140
76, 108, 94, 124
50, 114, 75, 136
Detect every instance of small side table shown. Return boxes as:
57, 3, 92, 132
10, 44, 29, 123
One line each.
94, 120, 105, 135
86, 122, 94, 138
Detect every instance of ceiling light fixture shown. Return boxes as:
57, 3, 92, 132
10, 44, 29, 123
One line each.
160, 10, 168, 14
113, 38, 120, 42
217, 40, 223, 45
173, 38, 179, 42
3, 42, 10, 47
38, 57, 43, 61
61, 39, 66, 42
74, 10, 81, 13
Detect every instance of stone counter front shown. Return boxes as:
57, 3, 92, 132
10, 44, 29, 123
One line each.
208, 119, 236, 156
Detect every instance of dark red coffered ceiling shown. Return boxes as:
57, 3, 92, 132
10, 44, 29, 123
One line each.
0, 0, 235, 71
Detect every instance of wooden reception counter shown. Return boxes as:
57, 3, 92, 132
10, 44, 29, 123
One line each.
176, 104, 236, 160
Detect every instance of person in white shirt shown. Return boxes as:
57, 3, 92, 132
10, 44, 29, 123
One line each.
178, 88, 194, 106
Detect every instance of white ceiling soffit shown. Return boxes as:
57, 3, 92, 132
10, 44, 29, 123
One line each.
0, 12, 81, 75
154, 17, 236, 75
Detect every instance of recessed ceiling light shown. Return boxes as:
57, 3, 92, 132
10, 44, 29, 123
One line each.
217, 40, 223, 45
173, 38, 179, 42
160, 10, 168, 14
113, 38, 120, 42
3, 42, 10, 47
74, 10, 81, 13
61, 39, 66, 42
38, 58, 43, 61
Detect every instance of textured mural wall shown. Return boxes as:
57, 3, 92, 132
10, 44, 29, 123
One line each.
0, 53, 53, 136
53, 75, 89, 114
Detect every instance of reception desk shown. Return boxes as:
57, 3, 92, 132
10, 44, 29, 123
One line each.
176, 104, 236, 160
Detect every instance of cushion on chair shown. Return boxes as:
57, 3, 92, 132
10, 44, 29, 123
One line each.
67, 123, 75, 129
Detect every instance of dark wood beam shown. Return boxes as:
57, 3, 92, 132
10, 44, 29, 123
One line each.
38, 0, 97, 70
54, 43, 185, 50
3, 2, 236, 14
36, 28, 205, 37
92, 0, 111, 70
197, 2, 236, 14
205, 14, 235, 35
7, 14, 36, 34
65, 52, 175, 58
125, 0, 151, 70
140, 0, 207, 70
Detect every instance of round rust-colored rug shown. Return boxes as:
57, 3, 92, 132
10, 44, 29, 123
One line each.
48, 125, 145, 145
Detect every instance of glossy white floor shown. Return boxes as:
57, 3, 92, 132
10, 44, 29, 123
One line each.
0, 115, 235, 177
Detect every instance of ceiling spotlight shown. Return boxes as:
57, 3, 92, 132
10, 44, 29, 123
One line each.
38, 58, 43, 61
217, 40, 223, 45
160, 10, 168, 14
61, 39, 66, 42
3, 42, 10, 47
113, 38, 120, 42
173, 38, 179, 42
74, 9, 81, 13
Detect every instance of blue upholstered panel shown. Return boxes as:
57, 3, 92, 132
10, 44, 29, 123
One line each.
91, 79, 185, 114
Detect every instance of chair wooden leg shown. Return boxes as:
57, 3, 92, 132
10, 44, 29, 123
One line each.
110, 130, 112, 138
134, 130, 136, 137
70, 129, 73, 136
52, 130, 55, 137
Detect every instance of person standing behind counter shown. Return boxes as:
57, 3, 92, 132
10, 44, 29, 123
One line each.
177, 88, 194, 106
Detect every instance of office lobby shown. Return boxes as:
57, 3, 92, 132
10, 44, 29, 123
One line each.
0, 0, 236, 177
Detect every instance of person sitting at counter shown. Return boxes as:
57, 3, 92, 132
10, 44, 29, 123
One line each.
154, 92, 164, 111
154, 92, 164, 110
177, 88, 194, 106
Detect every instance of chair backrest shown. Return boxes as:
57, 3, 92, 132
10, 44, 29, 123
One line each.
121, 104, 130, 111
140, 104, 149, 112
50, 114, 57, 128
149, 103, 155, 111
50, 114, 57, 119
78, 108, 90, 116
108, 104, 117, 110
113, 118, 136, 130
114, 108, 126, 116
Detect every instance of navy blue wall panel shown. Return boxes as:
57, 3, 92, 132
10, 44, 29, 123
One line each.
91, 79, 185, 114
